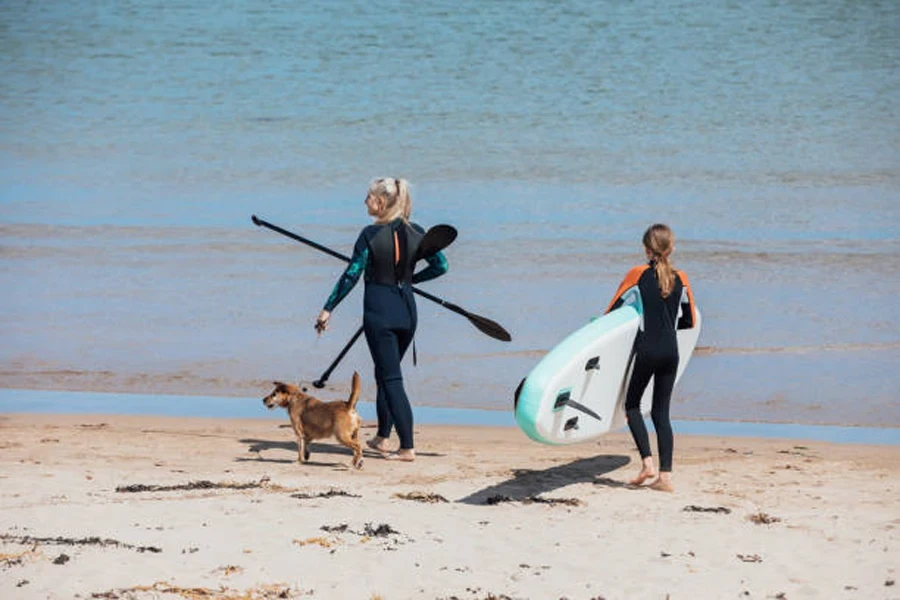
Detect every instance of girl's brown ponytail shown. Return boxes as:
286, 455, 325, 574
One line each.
643, 224, 676, 298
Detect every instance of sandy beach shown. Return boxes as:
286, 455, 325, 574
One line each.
0, 411, 897, 600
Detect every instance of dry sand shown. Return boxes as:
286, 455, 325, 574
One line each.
0, 411, 897, 600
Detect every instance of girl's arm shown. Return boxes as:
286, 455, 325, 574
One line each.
323, 235, 368, 312
412, 251, 448, 283
676, 271, 697, 329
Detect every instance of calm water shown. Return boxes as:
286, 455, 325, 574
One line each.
1, 0, 898, 426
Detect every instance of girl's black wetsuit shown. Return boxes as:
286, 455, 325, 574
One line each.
323, 218, 448, 449
607, 263, 696, 472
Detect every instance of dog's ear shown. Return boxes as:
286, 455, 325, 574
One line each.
272, 381, 287, 389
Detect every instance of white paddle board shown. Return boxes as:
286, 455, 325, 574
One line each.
515, 299, 701, 445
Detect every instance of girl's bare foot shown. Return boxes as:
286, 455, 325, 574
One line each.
629, 457, 657, 485
385, 449, 415, 462
630, 470, 656, 486
650, 473, 674, 493
366, 436, 391, 455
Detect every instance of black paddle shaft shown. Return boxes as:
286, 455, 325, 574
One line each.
251, 215, 511, 342
312, 325, 365, 388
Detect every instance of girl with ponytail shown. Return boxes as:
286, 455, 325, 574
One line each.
643, 224, 676, 298
606, 224, 697, 492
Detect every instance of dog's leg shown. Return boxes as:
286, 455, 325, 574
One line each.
293, 424, 306, 463
337, 427, 364, 470
297, 437, 306, 463
303, 435, 311, 462
288, 405, 306, 463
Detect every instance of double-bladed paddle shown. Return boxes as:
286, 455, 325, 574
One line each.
250, 215, 511, 342
251, 215, 511, 387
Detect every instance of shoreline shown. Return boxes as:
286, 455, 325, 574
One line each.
1, 387, 899, 446
3, 342, 898, 429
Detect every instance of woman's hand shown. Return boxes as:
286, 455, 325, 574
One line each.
315, 310, 331, 334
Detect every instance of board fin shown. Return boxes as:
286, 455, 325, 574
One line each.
554, 389, 571, 409
555, 392, 604, 422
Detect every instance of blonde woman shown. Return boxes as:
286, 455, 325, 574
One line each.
316, 178, 448, 461
606, 224, 697, 491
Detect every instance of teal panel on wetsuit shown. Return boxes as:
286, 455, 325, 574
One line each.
413, 252, 448, 283
324, 247, 368, 311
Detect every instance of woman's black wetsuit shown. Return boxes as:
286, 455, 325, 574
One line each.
323, 218, 448, 449
607, 263, 696, 472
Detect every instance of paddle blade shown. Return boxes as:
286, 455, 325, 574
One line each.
466, 312, 512, 342
415, 224, 457, 260
418, 290, 512, 342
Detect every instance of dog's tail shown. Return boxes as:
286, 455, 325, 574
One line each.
346, 371, 361, 411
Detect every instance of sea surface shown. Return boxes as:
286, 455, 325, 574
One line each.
1, 0, 898, 427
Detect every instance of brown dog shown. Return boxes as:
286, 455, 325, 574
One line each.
262, 371, 363, 469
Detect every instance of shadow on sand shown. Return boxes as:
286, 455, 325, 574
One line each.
236, 438, 355, 466
458, 454, 631, 505
236, 438, 445, 466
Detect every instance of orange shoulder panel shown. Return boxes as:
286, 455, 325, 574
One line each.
606, 265, 649, 313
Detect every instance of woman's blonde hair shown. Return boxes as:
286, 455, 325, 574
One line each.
369, 177, 411, 223
643, 223, 676, 298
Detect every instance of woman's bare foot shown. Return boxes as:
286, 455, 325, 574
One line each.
366, 436, 391, 455
629, 457, 657, 485
649, 473, 674, 493
384, 449, 415, 462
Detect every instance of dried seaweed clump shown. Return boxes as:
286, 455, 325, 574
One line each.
90, 581, 299, 599
393, 491, 449, 503
747, 512, 781, 525
485, 495, 581, 507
